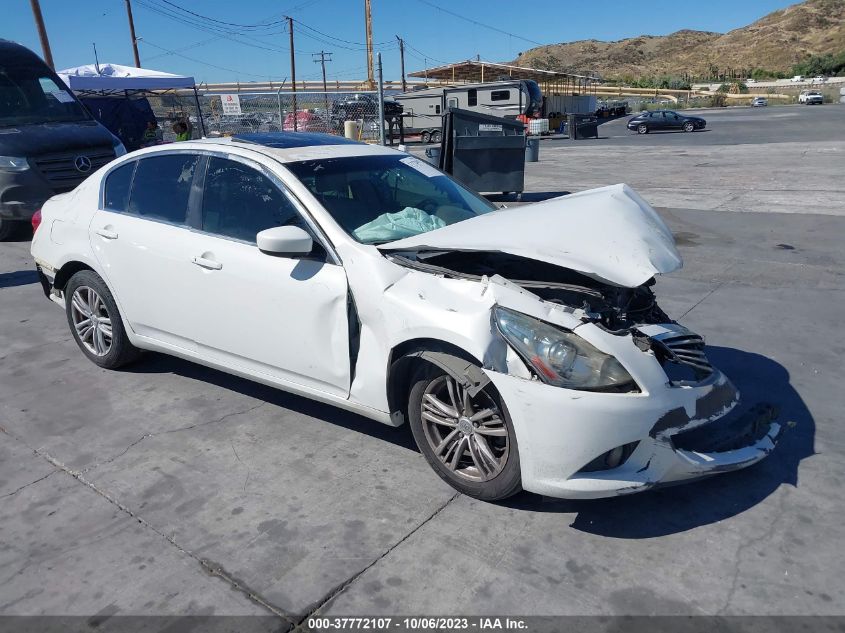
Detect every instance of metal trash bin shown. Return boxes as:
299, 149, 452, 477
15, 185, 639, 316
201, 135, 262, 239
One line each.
424, 147, 441, 165
568, 114, 598, 140
525, 137, 540, 162
438, 108, 525, 194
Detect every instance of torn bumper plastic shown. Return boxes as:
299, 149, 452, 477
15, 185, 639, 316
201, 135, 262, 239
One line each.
485, 368, 784, 499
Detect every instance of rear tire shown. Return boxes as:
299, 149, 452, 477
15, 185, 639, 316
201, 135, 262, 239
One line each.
65, 270, 141, 369
637, 124, 648, 134
407, 363, 522, 501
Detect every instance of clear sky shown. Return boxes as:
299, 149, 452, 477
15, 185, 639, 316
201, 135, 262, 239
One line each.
6, 0, 799, 84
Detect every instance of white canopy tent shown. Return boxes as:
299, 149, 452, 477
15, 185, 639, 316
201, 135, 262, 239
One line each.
56, 63, 204, 137
57, 63, 195, 92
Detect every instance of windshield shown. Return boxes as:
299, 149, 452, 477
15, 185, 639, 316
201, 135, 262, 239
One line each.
0, 64, 90, 127
285, 154, 496, 244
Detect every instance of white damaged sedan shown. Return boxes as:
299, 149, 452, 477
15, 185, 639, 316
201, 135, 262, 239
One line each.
31, 133, 782, 500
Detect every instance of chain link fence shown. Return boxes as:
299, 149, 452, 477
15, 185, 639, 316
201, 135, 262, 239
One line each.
113, 90, 394, 145
193, 91, 387, 141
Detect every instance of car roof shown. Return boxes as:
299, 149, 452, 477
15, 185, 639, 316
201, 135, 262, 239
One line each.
173, 133, 398, 163
233, 132, 362, 148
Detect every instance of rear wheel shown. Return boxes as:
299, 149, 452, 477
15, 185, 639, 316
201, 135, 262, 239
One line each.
65, 270, 141, 369
683, 121, 695, 132
408, 364, 522, 501
637, 124, 648, 134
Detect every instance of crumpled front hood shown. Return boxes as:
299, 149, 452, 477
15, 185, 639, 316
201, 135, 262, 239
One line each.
379, 183, 682, 288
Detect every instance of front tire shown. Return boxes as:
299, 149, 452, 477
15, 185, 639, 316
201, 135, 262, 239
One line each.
65, 270, 140, 369
407, 364, 522, 501
420, 130, 431, 143
430, 129, 442, 143
637, 124, 648, 134
683, 121, 695, 132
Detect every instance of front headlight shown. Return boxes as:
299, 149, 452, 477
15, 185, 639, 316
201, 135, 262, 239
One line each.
493, 306, 636, 391
0, 156, 30, 172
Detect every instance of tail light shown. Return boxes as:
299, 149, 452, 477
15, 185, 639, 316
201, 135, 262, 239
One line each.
31, 209, 42, 234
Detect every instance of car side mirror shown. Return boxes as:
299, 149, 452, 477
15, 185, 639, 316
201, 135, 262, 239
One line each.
256, 226, 313, 256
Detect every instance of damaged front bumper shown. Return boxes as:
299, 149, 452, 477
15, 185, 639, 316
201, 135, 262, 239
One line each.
485, 367, 783, 499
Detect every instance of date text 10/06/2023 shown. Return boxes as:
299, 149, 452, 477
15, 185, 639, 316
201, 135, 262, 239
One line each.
306, 617, 529, 630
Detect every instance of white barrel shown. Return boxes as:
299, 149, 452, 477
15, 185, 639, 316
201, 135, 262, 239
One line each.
343, 120, 360, 139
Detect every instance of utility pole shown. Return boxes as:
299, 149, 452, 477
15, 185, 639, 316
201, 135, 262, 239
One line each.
28, 0, 54, 70
124, 0, 141, 68
364, 0, 374, 88
287, 16, 297, 131
376, 53, 385, 145
396, 35, 406, 92
313, 51, 332, 126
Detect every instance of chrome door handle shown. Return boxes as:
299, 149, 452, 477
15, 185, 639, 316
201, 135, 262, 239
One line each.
192, 256, 222, 270
95, 228, 118, 239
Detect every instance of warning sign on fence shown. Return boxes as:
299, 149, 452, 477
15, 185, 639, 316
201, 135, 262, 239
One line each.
221, 94, 242, 115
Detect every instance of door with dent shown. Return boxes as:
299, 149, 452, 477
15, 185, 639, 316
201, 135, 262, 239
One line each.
90, 153, 203, 349
190, 155, 351, 397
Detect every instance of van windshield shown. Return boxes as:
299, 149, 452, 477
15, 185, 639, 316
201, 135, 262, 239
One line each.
0, 64, 90, 127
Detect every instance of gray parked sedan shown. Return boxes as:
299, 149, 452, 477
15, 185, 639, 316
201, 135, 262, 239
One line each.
627, 110, 706, 134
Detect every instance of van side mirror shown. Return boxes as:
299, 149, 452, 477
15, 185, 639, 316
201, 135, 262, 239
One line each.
256, 226, 313, 256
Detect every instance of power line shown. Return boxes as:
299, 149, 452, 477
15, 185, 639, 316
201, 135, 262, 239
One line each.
157, 0, 285, 30
136, 0, 285, 49
413, 0, 544, 47
134, 0, 317, 55
143, 34, 221, 61
293, 17, 394, 47
403, 41, 449, 66
138, 39, 283, 79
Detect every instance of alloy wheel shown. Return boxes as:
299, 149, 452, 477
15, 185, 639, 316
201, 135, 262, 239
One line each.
70, 286, 113, 356
420, 375, 509, 482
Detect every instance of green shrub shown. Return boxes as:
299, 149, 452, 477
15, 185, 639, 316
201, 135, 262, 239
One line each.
709, 94, 727, 107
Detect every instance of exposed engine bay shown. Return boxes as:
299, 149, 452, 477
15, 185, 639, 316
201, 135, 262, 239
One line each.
386, 249, 672, 332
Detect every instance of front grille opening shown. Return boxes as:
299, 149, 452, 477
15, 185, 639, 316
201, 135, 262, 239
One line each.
660, 359, 705, 384
577, 441, 639, 473
651, 331, 714, 384
33, 148, 115, 192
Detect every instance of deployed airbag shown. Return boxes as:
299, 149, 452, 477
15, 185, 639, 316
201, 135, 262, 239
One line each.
353, 207, 446, 243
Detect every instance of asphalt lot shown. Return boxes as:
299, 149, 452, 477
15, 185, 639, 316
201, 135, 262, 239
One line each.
524, 105, 845, 215
582, 103, 845, 146
1, 105, 844, 627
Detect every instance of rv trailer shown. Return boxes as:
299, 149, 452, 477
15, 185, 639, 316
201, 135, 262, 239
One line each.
394, 80, 542, 142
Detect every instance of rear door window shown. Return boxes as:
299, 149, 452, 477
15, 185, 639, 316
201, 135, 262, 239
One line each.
103, 162, 135, 212
200, 157, 305, 243
128, 154, 198, 224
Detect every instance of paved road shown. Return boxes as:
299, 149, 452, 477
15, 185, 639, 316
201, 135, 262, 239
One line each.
523, 106, 845, 216
564, 104, 845, 146
1, 110, 844, 626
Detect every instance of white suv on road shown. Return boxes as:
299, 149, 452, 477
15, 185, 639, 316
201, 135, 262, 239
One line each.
799, 90, 824, 104
30, 133, 782, 501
